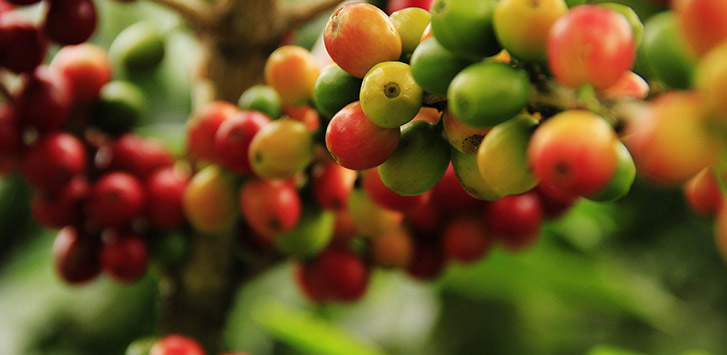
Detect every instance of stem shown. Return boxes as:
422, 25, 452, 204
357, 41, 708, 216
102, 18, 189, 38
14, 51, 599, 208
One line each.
147, 0, 214, 30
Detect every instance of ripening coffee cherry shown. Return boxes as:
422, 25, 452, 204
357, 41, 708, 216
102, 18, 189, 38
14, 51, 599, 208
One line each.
213, 110, 270, 176
101, 231, 148, 283
248, 119, 313, 179
676, 0, 727, 57
86, 172, 146, 228
360, 61, 423, 128
0, 15, 47, 73
183, 165, 238, 235
274, 206, 334, 257
626, 93, 721, 186
51, 44, 113, 103
283, 105, 320, 132
387, 0, 433, 14
21, 133, 87, 192
447, 62, 530, 128
264, 46, 320, 106
186, 101, 238, 162
588, 141, 636, 203
313, 64, 362, 119
239, 179, 301, 240
684, 167, 724, 216
696, 42, 727, 116
0, 105, 20, 157
406, 241, 445, 281
110, 22, 165, 73
642, 12, 696, 90
389, 7, 432, 59
312, 162, 357, 210
295, 260, 330, 303
601, 71, 649, 100
450, 148, 501, 201
528, 110, 618, 197
430, 0, 500, 58
410, 37, 475, 97
238, 85, 282, 119
370, 227, 414, 268
45, 0, 97, 45
31, 176, 88, 229
362, 167, 429, 212
378, 121, 450, 196
405, 199, 443, 234
442, 111, 490, 155
109, 134, 174, 179
307, 247, 370, 302
442, 214, 491, 263
484, 192, 542, 250
16, 66, 71, 132
325, 102, 400, 171
347, 189, 404, 237
333, 209, 357, 241
430, 162, 479, 212
53, 226, 101, 285
534, 182, 577, 219
324, 2, 402, 78
149, 335, 205, 355
146, 167, 189, 230
547, 5, 635, 90
493, 0, 567, 62
91, 81, 146, 135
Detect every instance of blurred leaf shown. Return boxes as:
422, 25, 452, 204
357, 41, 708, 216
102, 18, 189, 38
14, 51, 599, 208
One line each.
588, 345, 647, 355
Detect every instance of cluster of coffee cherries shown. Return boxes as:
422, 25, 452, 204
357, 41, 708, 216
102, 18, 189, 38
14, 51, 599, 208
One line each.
0, 0, 185, 285
126, 334, 250, 355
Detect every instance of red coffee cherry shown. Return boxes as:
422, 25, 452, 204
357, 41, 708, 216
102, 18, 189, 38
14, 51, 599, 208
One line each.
150, 335, 205, 355
406, 241, 445, 281
239, 178, 301, 239
20, 132, 87, 192
86, 172, 146, 228
294, 261, 330, 303
0, 15, 47, 73
109, 134, 174, 179
187, 101, 238, 162
51, 44, 113, 103
0, 104, 21, 157
442, 215, 491, 263
362, 167, 429, 212
44, 0, 97, 45
16, 66, 71, 132
0, 0, 14, 12
484, 192, 543, 251
405, 199, 443, 234
312, 161, 357, 210
304, 247, 369, 303
31, 176, 89, 229
146, 167, 189, 229
53, 226, 101, 284
684, 168, 724, 216
101, 231, 148, 283
213, 110, 270, 175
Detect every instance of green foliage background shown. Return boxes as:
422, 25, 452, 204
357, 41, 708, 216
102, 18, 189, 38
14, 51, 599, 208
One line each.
0, 1, 725, 354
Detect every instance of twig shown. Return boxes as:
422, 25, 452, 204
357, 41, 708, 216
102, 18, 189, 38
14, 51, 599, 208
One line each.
282, 0, 343, 31
147, 0, 214, 30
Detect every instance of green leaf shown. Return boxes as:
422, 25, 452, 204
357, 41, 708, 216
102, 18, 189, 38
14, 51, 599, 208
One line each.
588, 345, 647, 355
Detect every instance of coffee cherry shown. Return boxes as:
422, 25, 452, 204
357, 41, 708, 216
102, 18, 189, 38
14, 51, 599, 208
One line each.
187, 101, 238, 162
387, 0, 433, 14
86, 172, 146, 228
110, 22, 165, 73
91, 81, 146, 134
274, 206, 334, 257
442, 111, 489, 155
370, 227, 413, 268
0, 15, 47, 73
183, 166, 237, 235
101, 231, 148, 283
109, 134, 174, 179
362, 167, 429, 212
333, 209, 357, 241
348, 189, 403, 237
528, 110, 618, 197
53, 226, 101, 284
547, 5, 635, 90
264, 46, 320, 106
430, 0, 500, 58
248, 119, 313, 179
410, 37, 475, 97
684, 168, 724, 216
696, 41, 727, 116
31, 176, 88, 229
213, 110, 270, 176
406, 241, 445, 280
405, 199, 443, 234
324, 2, 402, 78
16, 66, 71, 132
325, 102, 400, 171
534, 182, 577, 219
311, 162, 357, 210
442, 214, 491, 263
642, 12, 696, 90
238, 84, 282, 119
493, 0, 567, 62
309, 247, 369, 302
601, 71, 649, 100
149, 335, 205, 355
20, 132, 86, 192
430, 163, 479, 212
0, 104, 20, 157
283, 105, 320, 132
51, 44, 113, 103
146, 167, 189, 229
313, 64, 362, 119
360, 61, 423, 128
677, 0, 727, 57
450, 148, 501, 201
484, 192, 542, 250
295, 260, 330, 303
239, 179, 301, 239
588, 141, 636, 203
390, 7, 431, 59
45, 0, 97, 45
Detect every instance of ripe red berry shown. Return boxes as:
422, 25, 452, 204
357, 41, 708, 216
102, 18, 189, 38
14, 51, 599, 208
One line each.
332, 209, 357, 241
534, 182, 577, 219
310, 247, 369, 302
0, 104, 21, 157
312, 162, 357, 210
0, 0, 14, 12
404, 199, 443, 234
109, 134, 174, 179
442, 215, 491, 263
16, 66, 71, 132
406, 241, 445, 281
387, 0, 432, 14
187, 101, 238, 162
294, 261, 329, 303
86, 172, 146, 228
239, 179, 301, 239
484, 192, 543, 251
31, 176, 89, 229
53, 226, 101, 284
0, 15, 47, 73
213, 110, 270, 175
430, 163, 479, 213
101, 231, 148, 283
146, 167, 189, 229
44, 0, 97, 45
51, 44, 112, 103
362, 167, 429, 212
150, 335, 205, 355
20, 132, 87, 192
684, 168, 724, 216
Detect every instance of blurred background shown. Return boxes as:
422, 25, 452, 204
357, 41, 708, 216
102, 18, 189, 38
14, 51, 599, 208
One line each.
0, 1, 725, 355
